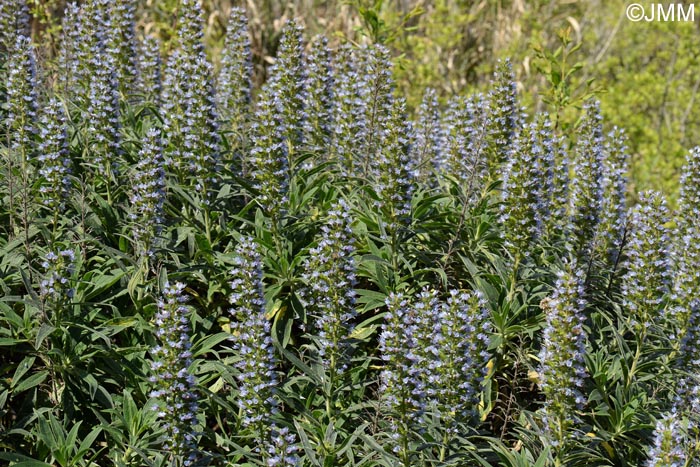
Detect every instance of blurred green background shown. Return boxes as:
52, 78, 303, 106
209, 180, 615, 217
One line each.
28, 0, 700, 201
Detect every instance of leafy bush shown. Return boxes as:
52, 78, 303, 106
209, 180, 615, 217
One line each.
1, 1, 699, 467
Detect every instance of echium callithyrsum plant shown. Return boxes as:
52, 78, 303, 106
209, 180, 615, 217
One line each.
500, 120, 549, 260
85, 45, 121, 180
430, 290, 492, 435
621, 191, 673, 335
37, 98, 71, 214
673, 147, 700, 325
545, 132, 571, 240
56, 2, 84, 97
162, 0, 221, 200
229, 237, 298, 464
39, 249, 76, 320
373, 98, 416, 234
303, 35, 334, 155
412, 88, 443, 181
487, 58, 519, 172
0, 0, 29, 51
249, 85, 289, 221
5, 35, 37, 235
331, 44, 368, 177
538, 259, 588, 446
129, 128, 166, 259
597, 127, 629, 267
569, 100, 606, 257
441, 93, 490, 204
71, 0, 114, 106
300, 199, 357, 378
229, 236, 278, 429
6, 35, 37, 159
108, 0, 138, 95
360, 45, 395, 175
217, 7, 252, 146
138, 36, 162, 102
267, 19, 308, 157
379, 292, 426, 465
149, 282, 201, 466
645, 412, 687, 467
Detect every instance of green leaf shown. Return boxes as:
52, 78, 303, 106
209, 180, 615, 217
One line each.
35, 323, 56, 349
11, 356, 35, 387
13, 370, 47, 394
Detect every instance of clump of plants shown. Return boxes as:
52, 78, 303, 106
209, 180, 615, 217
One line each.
1, 1, 699, 466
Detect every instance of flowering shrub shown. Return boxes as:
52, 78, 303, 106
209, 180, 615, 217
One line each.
1, 3, 699, 467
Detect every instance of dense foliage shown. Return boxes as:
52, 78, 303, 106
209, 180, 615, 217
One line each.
1, 1, 700, 466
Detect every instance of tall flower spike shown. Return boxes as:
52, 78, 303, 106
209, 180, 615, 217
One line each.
267, 19, 308, 157
176, 0, 206, 57
249, 85, 290, 220
674, 147, 700, 323
56, 2, 84, 99
0, 0, 30, 52
431, 290, 491, 432
303, 35, 335, 156
487, 58, 520, 172
138, 36, 162, 102
411, 289, 442, 405
37, 98, 71, 212
538, 259, 588, 444
4, 35, 37, 235
596, 127, 629, 266
149, 282, 201, 466
162, 50, 221, 200
129, 128, 166, 259
6, 35, 38, 158
300, 199, 357, 375
545, 133, 571, 241
218, 7, 253, 148
441, 94, 490, 204
380, 293, 425, 457
621, 191, 673, 334
500, 121, 546, 259
229, 237, 287, 464
70, 0, 114, 108
108, 0, 139, 95
84, 44, 121, 179
411, 88, 443, 182
645, 412, 687, 467
372, 98, 416, 233
359, 45, 395, 178
331, 44, 369, 177
569, 100, 606, 257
